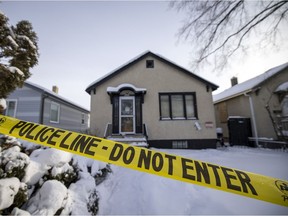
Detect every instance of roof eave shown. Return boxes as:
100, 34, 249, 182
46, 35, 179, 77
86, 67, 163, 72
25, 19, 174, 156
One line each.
214, 89, 252, 104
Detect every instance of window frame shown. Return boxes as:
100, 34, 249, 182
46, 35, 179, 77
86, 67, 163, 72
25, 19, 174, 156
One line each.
146, 60, 154, 68
159, 92, 198, 120
50, 102, 60, 123
81, 113, 85, 125
5, 99, 17, 117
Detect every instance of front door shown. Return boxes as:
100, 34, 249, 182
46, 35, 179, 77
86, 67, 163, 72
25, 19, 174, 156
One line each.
119, 96, 135, 134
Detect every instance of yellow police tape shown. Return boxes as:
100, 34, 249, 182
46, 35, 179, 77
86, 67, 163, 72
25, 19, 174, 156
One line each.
0, 114, 287, 207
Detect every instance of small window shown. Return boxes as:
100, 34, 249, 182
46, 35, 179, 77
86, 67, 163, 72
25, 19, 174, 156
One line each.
159, 93, 197, 120
146, 60, 154, 68
81, 113, 85, 124
50, 102, 60, 123
172, 140, 188, 149
5, 100, 17, 117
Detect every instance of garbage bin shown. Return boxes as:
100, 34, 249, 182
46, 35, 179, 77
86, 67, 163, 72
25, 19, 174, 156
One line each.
228, 116, 252, 146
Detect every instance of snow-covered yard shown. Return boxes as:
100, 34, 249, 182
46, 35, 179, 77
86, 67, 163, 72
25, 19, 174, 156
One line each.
0, 136, 287, 215
97, 147, 288, 215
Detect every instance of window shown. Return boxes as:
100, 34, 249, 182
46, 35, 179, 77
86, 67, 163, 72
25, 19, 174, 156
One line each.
81, 113, 85, 124
159, 93, 197, 120
50, 102, 60, 123
172, 140, 188, 149
5, 100, 17, 117
146, 60, 154, 68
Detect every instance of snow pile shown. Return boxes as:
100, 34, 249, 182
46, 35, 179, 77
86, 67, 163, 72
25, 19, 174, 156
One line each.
22, 147, 72, 185
26, 180, 67, 215
0, 135, 110, 215
0, 178, 20, 210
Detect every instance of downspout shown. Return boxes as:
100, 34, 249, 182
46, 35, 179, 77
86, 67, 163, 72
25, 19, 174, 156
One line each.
244, 92, 259, 147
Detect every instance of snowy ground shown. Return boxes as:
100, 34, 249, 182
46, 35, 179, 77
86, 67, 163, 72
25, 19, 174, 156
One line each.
1, 136, 287, 215
97, 146, 288, 215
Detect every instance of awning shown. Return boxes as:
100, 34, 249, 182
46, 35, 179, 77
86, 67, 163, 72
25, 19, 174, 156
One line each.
107, 83, 146, 94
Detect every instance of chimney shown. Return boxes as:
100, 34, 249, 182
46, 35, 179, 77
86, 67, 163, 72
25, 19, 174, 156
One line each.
52, 85, 59, 94
231, 77, 238, 87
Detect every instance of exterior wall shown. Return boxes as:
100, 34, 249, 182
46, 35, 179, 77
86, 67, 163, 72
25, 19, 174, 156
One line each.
214, 96, 250, 140
90, 54, 217, 147
214, 68, 288, 140
5, 85, 42, 123
6, 84, 90, 133
43, 97, 89, 133
252, 70, 288, 139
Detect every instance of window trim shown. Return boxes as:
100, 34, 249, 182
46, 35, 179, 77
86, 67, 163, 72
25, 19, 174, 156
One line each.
50, 102, 60, 123
5, 99, 17, 117
159, 92, 198, 120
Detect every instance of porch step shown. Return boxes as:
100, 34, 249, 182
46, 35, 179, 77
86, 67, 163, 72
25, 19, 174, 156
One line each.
107, 134, 148, 147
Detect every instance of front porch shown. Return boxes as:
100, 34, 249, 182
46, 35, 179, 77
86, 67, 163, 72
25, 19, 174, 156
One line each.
104, 123, 149, 147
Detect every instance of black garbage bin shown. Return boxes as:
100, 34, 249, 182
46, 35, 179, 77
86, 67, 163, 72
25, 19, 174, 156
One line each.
228, 116, 252, 146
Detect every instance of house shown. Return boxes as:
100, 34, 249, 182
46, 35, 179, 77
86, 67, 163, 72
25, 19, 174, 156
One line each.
85, 51, 219, 149
213, 62, 288, 147
5, 81, 90, 133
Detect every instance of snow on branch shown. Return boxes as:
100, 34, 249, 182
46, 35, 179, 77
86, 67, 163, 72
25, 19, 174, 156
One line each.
7, 35, 19, 48
8, 66, 24, 77
0, 98, 7, 110
17, 35, 37, 50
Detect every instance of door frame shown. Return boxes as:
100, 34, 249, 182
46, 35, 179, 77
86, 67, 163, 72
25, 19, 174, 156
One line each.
119, 96, 135, 134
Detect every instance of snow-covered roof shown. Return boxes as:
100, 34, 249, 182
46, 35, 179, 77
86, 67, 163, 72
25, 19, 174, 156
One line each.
213, 62, 288, 104
25, 81, 89, 113
86, 51, 218, 94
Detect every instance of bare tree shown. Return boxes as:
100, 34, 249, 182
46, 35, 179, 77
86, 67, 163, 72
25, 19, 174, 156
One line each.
170, 0, 288, 72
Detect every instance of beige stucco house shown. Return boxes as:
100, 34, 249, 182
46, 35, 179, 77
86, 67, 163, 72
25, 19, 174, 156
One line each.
213, 62, 288, 146
86, 51, 219, 149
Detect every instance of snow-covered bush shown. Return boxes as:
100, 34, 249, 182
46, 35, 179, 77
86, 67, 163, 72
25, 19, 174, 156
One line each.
0, 136, 110, 215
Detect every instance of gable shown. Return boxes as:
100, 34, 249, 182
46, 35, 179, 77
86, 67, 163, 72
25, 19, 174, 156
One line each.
86, 51, 218, 94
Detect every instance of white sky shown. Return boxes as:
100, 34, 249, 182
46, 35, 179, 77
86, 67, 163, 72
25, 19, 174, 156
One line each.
1, 1, 288, 110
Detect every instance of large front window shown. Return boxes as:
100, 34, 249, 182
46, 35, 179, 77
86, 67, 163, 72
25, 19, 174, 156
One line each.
159, 93, 197, 120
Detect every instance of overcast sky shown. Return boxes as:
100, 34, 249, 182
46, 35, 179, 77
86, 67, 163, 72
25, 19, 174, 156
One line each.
1, 1, 288, 110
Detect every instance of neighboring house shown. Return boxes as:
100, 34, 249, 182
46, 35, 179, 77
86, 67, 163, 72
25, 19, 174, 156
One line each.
213, 62, 288, 145
85, 51, 218, 149
5, 81, 90, 133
